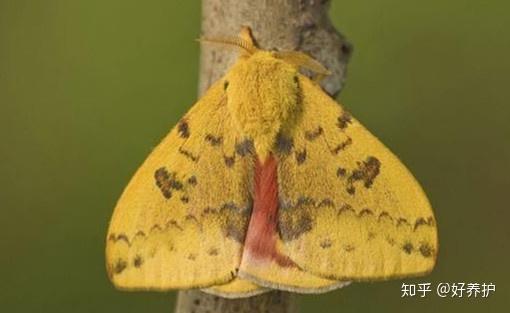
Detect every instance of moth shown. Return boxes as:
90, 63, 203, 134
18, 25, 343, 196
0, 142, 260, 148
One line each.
106, 27, 437, 298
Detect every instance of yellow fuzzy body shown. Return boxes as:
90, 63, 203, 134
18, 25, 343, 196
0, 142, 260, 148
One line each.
106, 29, 437, 298
226, 51, 298, 160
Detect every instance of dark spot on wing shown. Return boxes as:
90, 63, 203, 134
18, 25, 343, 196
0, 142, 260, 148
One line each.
187, 175, 197, 186
378, 212, 394, 222
278, 211, 313, 242
208, 248, 219, 256
320, 239, 332, 249
225, 223, 246, 243
224, 155, 235, 167
305, 126, 323, 141
296, 149, 307, 165
275, 132, 293, 155
205, 134, 223, 146
343, 244, 355, 252
155, 167, 184, 199
150, 224, 163, 233
414, 217, 435, 230
222, 203, 250, 243
337, 203, 355, 215
113, 259, 127, 274
318, 198, 334, 207
402, 242, 414, 254
166, 219, 184, 231
223, 80, 229, 90
332, 137, 352, 154
296, 196, 315, 206
110, 233, 130, 245
180, 196, 189, 203
178, 147, 199, 162
337, 111, 352, 129
203, 207, 218, 215
135, 230, 146, 238
133, 255, 143, 268
346, 156, 381, 194
419, 243, 433, 258
336, 167, 347, 177
397, 218, 411, 227
386, 237, 396, 246
358, 208, 374, 217
235, 139, 254, 156
178, 120, 190, 138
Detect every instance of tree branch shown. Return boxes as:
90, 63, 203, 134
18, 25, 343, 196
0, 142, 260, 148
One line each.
198, 0, 351, 97
175, 1, 351, 312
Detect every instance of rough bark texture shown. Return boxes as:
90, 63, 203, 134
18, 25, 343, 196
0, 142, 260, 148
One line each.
175, 1, 351, 313
176, 290, 298, 313
197, 0, 351, 97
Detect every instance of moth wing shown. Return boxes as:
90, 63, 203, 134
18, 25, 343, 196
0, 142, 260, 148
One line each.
202, 278, 269, 298
278, 77, 438, 280
106, 80, 253, 290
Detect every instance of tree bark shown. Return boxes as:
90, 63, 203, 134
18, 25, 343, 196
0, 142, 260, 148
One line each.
175, 1, 351, 312
197, 0, 351, 97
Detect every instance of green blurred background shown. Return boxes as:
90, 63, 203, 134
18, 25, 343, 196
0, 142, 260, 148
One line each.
1, 0, 508, 312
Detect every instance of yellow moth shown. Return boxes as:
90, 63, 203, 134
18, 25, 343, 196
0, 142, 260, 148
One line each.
106, 27, 438, 298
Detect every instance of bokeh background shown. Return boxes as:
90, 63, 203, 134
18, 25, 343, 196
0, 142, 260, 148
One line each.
1, 0, 509, 312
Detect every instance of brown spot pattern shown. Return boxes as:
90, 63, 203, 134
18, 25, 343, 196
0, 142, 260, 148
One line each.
402, 242, 414, 254
346, 156, 381, 194
275, 133, 293, 155
187, 176, 197, 186
278, 211, 313, 242
336, 167, 347, 177
224, 223, 246, 243
133, 255, 143, 268
224, 155, 235, 167
318, 198, 334, 207
305, 126, 323, 141
332, 137, 352, 154
337, 111, 352, 129
344, 244, 355, 252
113, 259, 127, 274
235, 139, 254, 156
419, 243, 433, 258
295, 149, 307, 165
205, 134, 223, 146
359, 208, 374, 217
177, 120, 190, 138
180, 196, 189, 203
178, 147, 199, 162
276, 198, 435, 258
154, 167, 183, 199
208, 248, 219, 256
320, 239, 332, 249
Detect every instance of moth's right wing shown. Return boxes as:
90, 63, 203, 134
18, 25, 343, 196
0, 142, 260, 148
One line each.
277, 77, 437, 281
106, 80, 255, 290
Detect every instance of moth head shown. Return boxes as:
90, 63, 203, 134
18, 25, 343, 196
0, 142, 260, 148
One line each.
199, 27, 331, 158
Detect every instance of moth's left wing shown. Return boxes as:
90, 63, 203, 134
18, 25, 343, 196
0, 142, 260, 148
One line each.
277, 77, 438, 281
106, 81, 256, 291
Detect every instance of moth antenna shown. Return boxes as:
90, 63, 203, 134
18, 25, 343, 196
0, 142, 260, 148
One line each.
198, 26, 258, 56
274, 51, 331, 81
